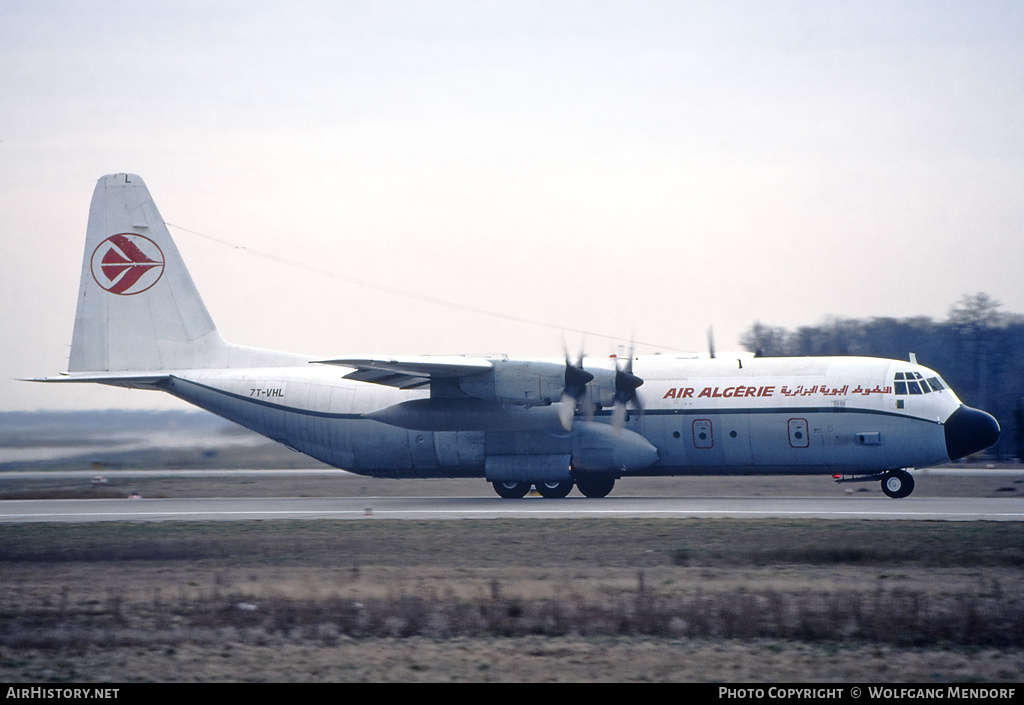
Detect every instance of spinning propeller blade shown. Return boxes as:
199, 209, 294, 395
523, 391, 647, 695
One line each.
611, 344, 644, 430
558, 346, 594, 431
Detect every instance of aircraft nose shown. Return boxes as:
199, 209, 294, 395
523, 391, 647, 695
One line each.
944, 405, 1000, 461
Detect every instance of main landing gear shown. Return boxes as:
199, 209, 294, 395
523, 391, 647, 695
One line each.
491, 480, 532, 498
491, 476, 616, 499
535, 480, 574, 498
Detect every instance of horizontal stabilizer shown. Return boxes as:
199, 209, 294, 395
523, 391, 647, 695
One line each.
24, 372, 171, 390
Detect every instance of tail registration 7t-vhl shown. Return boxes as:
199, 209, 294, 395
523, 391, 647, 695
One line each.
34, 174, 1001, 498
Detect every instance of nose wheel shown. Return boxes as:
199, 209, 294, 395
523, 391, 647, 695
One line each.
881, 469, 915, 499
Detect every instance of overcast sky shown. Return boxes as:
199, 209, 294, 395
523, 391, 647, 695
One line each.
3, 1, 1023, 411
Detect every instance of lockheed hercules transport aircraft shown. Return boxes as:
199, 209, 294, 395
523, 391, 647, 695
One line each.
34, 174, 1000, 498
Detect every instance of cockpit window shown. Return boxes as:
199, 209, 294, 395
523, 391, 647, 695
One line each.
893, 371, 947, 396
894, 371, 909, 395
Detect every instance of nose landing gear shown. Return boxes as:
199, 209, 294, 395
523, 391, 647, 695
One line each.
834, 468, 916, 498
880, 469, 915, 499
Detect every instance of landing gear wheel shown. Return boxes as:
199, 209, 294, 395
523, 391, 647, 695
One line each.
575, 475, 616, 498
492, 480, 531, 499
881, 470, 915, 499
535, 480, 573, 498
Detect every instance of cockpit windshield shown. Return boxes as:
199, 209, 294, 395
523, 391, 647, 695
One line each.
893, 371, 946, 396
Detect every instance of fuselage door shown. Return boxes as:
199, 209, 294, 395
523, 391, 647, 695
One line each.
788, 418, 809, 448
692, 418, 714, 449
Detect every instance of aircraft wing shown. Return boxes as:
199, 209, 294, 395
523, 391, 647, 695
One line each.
313, 356, 494, 390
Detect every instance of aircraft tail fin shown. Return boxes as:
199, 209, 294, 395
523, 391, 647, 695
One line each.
70, 174, 231, 372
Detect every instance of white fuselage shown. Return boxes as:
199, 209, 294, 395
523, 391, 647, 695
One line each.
153, 354, 958, 479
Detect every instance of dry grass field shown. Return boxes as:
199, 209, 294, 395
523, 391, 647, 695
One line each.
1, 469, 1023, 682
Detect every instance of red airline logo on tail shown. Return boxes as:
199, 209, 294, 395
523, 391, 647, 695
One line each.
90, 234, 165, 295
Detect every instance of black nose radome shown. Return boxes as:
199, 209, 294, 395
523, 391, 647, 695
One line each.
945, 405, 1000, 461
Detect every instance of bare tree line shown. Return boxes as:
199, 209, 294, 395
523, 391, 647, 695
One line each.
741, 293, 1024, 460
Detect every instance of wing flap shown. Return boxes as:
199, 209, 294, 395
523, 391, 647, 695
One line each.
314, 356, 493, 390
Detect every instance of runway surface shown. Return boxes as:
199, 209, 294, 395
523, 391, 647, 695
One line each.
1, 494, 1022, 523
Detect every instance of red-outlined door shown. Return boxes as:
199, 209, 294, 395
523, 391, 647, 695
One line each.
692, 419, 714, 449
788, 418, 809, 448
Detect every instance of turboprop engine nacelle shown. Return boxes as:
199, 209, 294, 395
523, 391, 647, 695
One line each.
571, 422, 659, 474
362, 398, 563, 431
457, 359, 618, 407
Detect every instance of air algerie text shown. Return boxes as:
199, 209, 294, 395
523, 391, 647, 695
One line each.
664, 386, 774, 399
663, 384, 891, 400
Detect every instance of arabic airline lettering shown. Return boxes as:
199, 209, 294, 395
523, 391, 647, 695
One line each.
32, 174, 1001, 499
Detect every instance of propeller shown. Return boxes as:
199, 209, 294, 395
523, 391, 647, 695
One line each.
558, 347, 594, 431
611, 345, 644, 430
707, 326, 716, 359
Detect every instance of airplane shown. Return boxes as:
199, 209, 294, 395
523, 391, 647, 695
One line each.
31, 173, 1001, 499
